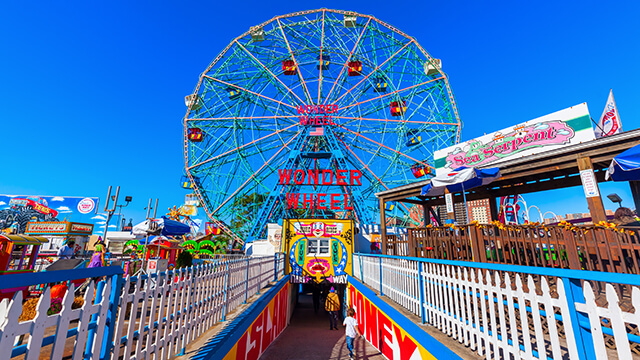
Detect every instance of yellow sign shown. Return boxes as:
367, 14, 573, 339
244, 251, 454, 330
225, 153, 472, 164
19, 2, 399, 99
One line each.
283, 219, 353, 284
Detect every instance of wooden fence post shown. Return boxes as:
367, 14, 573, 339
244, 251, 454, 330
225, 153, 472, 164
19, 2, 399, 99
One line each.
469, 225, 485, 262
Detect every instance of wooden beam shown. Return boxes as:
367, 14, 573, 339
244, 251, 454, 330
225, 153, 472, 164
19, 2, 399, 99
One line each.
379, 197, 387, 255
630, 181, 640, 214
577, 156, 607, 223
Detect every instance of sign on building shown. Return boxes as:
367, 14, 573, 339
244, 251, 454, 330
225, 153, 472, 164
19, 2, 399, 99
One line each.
434, 103, 595, 175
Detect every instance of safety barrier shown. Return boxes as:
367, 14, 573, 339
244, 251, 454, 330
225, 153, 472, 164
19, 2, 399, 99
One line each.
347, 276, 462, 360
192, 275, 294, 360
0, 253, 286, 360
353, 253, 640, 360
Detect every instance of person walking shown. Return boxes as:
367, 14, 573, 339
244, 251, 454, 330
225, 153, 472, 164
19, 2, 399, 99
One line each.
343, 308, 362, 359
57, 239, 76, 259
325, 287, 340, 330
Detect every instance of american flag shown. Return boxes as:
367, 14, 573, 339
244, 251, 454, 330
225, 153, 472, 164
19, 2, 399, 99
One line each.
309, 127, 324, 136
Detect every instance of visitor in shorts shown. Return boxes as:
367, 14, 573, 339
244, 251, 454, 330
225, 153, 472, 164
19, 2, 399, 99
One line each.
343, 307, 362, 359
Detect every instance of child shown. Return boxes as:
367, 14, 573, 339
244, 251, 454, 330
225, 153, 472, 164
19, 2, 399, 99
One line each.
343, 308, 362, 359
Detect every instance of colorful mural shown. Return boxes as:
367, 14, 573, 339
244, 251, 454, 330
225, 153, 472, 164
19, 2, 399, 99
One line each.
347, 279, 462, 360
0, 194, 99, 234
283, 219, 353, 284
221, 282, 291, 360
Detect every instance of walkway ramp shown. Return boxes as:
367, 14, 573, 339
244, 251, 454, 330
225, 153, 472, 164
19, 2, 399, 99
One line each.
261, 294, 384, 360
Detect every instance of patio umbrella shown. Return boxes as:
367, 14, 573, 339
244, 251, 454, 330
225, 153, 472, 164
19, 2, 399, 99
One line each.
606, 144, 640, 181
421, 167, 501, 224
421, 167, 501, 197
160, 217, 191, 236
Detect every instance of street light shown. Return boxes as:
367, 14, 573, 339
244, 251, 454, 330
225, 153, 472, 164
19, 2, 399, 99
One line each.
115, 196, 132, 231
607, 193, 623, 208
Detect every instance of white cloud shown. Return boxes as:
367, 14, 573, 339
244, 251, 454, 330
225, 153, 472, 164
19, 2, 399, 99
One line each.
56, 206, 70, 211
108, 225, 116, 228
0, 201, 5, 206
92, 215, 106, 220
51, 197, 65, 202
96, 221, 106, 225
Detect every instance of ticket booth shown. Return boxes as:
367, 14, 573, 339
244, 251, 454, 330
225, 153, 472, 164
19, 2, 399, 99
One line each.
24, 222, 94, 264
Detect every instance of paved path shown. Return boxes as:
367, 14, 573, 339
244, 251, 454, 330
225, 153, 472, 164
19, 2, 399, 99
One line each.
260, 294, 386, 360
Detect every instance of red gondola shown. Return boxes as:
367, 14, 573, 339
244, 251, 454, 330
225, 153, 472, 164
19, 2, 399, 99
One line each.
390, 101, 407, 116
411, 163, 431, 178
188, 128, 203, 142
282, 60, 297, 75
348, 61, 362, 76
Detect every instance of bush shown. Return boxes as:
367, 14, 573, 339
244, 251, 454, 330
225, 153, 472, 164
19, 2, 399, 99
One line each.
176, 251, 193, 268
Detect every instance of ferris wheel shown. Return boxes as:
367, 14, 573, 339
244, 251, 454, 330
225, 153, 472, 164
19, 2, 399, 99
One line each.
183, 9, 461, 243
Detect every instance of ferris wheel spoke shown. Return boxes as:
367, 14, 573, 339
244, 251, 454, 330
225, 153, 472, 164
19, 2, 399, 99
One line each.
187, 123, 299, 170
276, 18, 314, 104
322, 17, 372, 106
337, 77, 443, 112
188, 115, 298, 124
333, 40, 414, 105
336, 125, 431, 168
335, 115, 457, 127
211, 131, 302, 215
234, 40, 306, 106
317, 9, 326, 104
332, 129, 413, 214
204, 75, 297, 112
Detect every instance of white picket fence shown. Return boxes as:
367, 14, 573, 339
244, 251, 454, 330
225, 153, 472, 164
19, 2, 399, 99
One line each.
353, 253, 640, 360
0, 254, 285, 360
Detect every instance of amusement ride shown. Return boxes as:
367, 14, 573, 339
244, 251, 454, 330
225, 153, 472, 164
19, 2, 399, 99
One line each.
182, 9, 462, 244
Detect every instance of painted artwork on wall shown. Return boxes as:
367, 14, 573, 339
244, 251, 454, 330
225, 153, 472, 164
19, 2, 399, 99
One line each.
283, 219, 354, 284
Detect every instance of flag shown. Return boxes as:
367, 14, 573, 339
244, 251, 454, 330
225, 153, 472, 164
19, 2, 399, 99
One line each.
595, 89, 622, 138
309, 127, 324, 136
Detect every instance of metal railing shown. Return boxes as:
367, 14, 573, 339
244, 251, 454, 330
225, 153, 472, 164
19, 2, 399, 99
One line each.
0, 253, 285, 360
353, 252, 640, 360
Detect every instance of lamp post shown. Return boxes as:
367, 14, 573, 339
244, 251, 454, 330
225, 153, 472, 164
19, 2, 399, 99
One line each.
115, 196, 132, 231
607, 193, 623, 208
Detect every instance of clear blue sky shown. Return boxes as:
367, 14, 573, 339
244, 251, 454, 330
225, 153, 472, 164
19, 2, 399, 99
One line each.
1, 1, 638, 225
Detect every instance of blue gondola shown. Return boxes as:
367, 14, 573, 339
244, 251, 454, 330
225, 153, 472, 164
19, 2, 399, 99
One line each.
227, 87, 241, 100
406, 129, 421, 147
317, 55, 330, 70
373, 77, 387, 93
180, 175, 200, 189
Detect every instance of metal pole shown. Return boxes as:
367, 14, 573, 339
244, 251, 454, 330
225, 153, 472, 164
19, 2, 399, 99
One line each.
102, 186, 119, 248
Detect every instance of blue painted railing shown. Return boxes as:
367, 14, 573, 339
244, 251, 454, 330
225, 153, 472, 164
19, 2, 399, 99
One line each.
353, 252, 640, 360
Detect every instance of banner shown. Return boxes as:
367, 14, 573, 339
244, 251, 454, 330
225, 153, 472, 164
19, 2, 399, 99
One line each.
0, 194, 100, 234
595, 89, 622, 138
434, 103, 595, 175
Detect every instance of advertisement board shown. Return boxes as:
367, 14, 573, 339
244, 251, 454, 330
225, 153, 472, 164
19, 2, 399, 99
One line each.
283, 219, 353, 284
0, 194, 100, 234
434, 103, 595, 175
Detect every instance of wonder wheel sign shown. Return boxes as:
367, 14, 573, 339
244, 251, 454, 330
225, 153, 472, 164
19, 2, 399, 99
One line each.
182, 9, 461, 242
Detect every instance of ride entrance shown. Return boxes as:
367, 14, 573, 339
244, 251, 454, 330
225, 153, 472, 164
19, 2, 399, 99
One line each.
182, 9, 461, 243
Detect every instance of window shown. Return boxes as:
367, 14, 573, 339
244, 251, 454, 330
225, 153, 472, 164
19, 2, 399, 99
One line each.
307, 238, 331, 256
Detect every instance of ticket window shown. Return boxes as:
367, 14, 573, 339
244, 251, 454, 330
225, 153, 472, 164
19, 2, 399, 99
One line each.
307, 238, 331, 257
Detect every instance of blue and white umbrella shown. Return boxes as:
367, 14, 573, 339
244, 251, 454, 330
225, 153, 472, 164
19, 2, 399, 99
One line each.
606, 144, 640, 181
421, 167, 501, 197
421, 167, 501, 224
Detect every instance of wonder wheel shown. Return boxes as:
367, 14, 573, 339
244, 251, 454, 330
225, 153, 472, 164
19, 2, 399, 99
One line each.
182, 9, 461, 243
